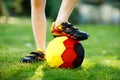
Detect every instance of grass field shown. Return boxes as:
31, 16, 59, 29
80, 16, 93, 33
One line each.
0, 17, 120, 80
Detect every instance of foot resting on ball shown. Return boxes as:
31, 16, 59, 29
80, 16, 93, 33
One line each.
51, 22, 89, 41
20, 49, 45, 63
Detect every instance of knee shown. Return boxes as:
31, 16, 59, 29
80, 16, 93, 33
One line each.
31, 0, 46, 9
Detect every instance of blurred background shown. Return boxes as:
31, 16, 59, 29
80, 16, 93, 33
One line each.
0, 1, 120, 80
0, 0, 120, 25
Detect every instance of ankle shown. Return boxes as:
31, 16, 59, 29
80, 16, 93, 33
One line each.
52, 22, 63, 30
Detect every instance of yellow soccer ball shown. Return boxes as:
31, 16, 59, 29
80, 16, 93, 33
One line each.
46, 36, 84, 69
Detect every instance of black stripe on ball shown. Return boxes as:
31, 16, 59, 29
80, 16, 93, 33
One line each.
73, 43, 84, 68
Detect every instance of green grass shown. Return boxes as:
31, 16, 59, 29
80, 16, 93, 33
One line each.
0, 17, 120, 80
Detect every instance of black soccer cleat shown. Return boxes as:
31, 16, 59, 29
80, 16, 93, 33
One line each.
51, 22, 89, 41
20, 51, 45, 63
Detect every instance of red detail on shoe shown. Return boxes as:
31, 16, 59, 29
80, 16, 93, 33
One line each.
51, 23, 71, 37
51, 26, 63, 36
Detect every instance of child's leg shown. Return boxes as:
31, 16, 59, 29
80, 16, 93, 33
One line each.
55, 0, 78, 26
51, 0, 89, 41
31, 0, 46, 51
20, 0, 46, 63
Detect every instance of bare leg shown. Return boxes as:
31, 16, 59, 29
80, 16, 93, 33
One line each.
31, 0, 46, 51
51, 0, 89, 41
55, 0, 78, 26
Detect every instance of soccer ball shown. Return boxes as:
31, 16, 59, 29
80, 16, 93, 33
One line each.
46, 36, 84, 69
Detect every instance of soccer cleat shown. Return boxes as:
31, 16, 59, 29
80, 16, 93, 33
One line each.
51, 22, 89, 41
20, 49, 45, 63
